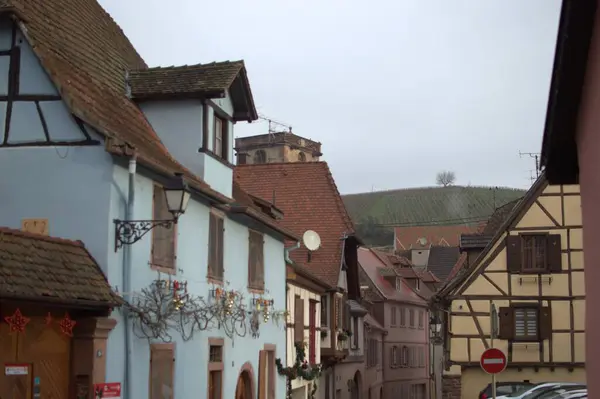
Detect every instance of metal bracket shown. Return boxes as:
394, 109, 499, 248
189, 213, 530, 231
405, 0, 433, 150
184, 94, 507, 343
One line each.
114, 219, 174, 251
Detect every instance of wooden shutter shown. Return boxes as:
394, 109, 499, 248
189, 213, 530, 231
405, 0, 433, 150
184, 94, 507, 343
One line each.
152, 185, 176, 269
498, 307, 515, 340
258, 350, 267, 399
505, 235, 522, 273
539, 306, 553, 340
208, 213, 216, 277
150, 346, 175, 399
546, 234, 562, 273
217, 217, 224, 277
294, 295, 304, 342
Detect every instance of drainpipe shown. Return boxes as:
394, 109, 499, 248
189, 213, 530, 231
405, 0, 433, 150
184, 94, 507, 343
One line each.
284, 241, 301, 263
123, 155, 136, 399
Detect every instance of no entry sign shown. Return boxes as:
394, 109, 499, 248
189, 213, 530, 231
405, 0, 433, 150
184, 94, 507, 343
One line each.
480, 348, 507, 374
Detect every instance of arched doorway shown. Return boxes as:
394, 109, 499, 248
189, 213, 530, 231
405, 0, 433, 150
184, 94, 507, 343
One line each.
351, 370, 362, 399
235, 370, 253, 399
380, 387, 383, 399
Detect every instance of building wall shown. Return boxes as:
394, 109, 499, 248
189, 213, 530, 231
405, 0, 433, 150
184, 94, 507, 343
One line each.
364, 328, 384, 399
382, 301, 430, 398
574, 5, 600, 399
446, 184, 584, 399
235, 132, 322, 165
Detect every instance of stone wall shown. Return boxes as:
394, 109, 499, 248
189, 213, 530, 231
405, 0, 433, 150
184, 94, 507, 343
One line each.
442, 375, 461, 399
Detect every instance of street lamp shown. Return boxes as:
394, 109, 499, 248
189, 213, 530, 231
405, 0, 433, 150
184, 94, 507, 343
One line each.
430, 314, 442, 343
114, 173, 191, 251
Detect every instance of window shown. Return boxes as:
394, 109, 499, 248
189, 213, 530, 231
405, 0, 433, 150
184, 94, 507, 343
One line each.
294, 295, 304, 343
400, 307, 406, 326
395, 278, 401, 291
254, 150, 267, 164
150, 344, 175, 399
402, 346, 408, 367
352, 317, 359, 348
248, 230, 264, 289
416, 279, 421, 291
320, 295, 329, 327
498, 305, 551, 342
208, 212, 224, 280
409, 309, 415, 328
298, 152, 306, 162
367, 338, 378, 368
208, 339, 224, 399
151, 185, 176, 270
418, 310, 424, 329
506, 234, 561, 273
391, 306, 397, 326
259, 348, 276, 399
391, 346, 398, 367
237, 153, 247, 165
213, 114, 228, 160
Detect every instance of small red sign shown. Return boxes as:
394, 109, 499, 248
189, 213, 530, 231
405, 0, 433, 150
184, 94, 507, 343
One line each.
93, 382, 121, 399
480, 348, 507, 374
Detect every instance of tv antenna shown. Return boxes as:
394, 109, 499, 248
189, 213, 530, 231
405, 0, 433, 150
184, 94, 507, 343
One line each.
519, 151, 541, 178
258, 113, 293, 136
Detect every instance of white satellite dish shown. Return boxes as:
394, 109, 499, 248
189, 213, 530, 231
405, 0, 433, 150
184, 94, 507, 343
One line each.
303, 230, 322, 251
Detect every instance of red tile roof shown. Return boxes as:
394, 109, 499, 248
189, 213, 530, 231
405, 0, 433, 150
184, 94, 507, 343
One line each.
1, 0, 233, 203
235, 162, 355, 287
394, 224, 480, 250
357, 248, 427, 306
0, 227, 121, 307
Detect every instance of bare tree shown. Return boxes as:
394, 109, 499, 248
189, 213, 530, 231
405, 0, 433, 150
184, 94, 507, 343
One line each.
436, 171, 456, 187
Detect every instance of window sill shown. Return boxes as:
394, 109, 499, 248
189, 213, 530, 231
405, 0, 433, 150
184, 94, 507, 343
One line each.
248, 286, 265, 294
207, 276, 224, 285
198, 148, 234, 168
151, 264, 176, 275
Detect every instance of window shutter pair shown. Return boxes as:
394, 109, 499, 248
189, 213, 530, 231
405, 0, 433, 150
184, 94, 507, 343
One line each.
505, 235, 562, 273
498, 306, 552, 340
294, 295, 304, 343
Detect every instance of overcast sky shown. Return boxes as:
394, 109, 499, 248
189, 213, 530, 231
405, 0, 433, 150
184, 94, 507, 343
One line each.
101, 0, 562, 194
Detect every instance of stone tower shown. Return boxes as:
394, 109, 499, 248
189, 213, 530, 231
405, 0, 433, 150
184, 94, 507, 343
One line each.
235, 132, 322, 165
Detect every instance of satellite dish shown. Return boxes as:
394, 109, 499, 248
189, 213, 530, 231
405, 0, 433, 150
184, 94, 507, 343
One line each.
303, 230, 321, 251
418, 237, 428, 246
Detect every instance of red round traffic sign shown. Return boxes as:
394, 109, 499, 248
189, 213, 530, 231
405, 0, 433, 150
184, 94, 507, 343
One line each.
480, 348, 507, 374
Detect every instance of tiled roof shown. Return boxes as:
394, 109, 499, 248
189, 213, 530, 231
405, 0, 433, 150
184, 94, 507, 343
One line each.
342, 186, 526, 226
3, 0, 232, 203
0, 228, 122, 307
130, 61, 243, 97
235, 162, 356, 287
394, 224, 480, 250
426, 245, 461, 282
364, 313, 385, 331
358, 247, 427, 306
482, 198, 522, 235
446, 252, 468, 283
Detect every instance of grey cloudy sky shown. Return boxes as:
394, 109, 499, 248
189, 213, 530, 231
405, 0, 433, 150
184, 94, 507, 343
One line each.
101, 0, 562, 194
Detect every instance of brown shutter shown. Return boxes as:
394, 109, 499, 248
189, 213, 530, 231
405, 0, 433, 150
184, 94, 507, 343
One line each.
258, 350, 266, 399
150, 346, 175, 399
505, 235, 522, 273
539, 306, 552, 340
248, 233, 256, 285
208, 214, 216, 276
294, 295, 304, 342
546, 234, 562, 273
217, 217, 224, 277
498, 307, 515, 340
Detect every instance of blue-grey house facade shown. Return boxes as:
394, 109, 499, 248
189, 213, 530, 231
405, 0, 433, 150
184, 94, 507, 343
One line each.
0, 3, 295, 399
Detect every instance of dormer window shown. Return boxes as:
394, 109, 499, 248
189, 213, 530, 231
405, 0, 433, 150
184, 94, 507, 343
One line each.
213, 115, 228, 161
416, 279, 421, 291
395, 278, 401, 291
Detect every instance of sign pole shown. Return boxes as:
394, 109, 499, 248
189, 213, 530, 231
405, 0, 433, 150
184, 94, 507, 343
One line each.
491, 303, 498, 399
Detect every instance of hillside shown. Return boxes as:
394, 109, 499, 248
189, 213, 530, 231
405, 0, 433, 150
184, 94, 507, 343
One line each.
342, 185, 526, 246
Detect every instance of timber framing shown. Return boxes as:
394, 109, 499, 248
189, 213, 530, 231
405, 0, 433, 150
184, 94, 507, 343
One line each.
434, 173, 585, 372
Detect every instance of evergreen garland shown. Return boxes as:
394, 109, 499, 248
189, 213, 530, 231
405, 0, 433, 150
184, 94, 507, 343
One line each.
275, 342, 322, 399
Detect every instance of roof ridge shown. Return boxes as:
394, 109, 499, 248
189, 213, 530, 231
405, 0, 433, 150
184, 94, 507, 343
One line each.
235, 161, 329, 168
342, 185, 527, 197
132, 60, 244, 73
0, 226, 85, 248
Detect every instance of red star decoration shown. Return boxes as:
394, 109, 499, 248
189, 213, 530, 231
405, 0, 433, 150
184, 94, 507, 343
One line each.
58, 313, 76, 337
4, 308, 30, 333
45, 312, 53, 326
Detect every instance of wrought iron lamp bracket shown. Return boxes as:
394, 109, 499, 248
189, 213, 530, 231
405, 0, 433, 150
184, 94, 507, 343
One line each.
114, 219, 175, 251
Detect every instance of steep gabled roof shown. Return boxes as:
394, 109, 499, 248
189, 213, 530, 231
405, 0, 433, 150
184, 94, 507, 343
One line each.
358, 247, 427, 306
436, 174, 548, 298
235, 162, 356, 287
1, 0, 231, 203
129, 61, 258, 121
0, 227, 122, 307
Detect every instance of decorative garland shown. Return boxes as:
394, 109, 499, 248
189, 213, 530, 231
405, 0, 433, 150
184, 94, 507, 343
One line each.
275, 341, 322, 399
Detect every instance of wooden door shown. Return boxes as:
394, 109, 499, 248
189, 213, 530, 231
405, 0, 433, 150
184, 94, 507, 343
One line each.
235, 371, 251, 399
309, 301, 316, 364
2, 365, 32, 399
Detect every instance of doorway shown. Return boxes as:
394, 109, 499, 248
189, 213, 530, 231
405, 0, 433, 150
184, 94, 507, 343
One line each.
235, 370, 253, 399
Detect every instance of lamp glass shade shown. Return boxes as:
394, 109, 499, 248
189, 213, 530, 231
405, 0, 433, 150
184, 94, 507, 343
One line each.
164, 174, 191, 219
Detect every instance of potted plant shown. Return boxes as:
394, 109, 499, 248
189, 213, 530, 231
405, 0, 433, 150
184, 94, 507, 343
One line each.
320, 329, 328, 339
337, 330, 348, 341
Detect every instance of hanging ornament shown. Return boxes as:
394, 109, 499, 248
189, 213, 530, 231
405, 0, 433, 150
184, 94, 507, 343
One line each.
58, 313, 77, 337
45, 312, 53, 326
4, 308, 30, 333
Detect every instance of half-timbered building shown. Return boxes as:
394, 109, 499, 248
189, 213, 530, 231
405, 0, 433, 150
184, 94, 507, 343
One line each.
434, 174, 585, 399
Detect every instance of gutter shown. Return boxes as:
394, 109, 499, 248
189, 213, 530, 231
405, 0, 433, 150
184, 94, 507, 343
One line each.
123, 155, 136, 399
284, 241, 301, 264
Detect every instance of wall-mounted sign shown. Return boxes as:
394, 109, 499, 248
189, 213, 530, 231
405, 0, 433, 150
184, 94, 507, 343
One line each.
93, 382, 121, 399
5, 364, 28, 375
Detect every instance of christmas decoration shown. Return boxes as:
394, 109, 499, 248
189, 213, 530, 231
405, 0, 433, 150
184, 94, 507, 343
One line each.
4, 308, 30, 333
59, 313, 77, 337
276, 341, 322, 399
